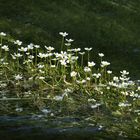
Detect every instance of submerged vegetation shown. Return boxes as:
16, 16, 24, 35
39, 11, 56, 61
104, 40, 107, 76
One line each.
0, 31, 140, 138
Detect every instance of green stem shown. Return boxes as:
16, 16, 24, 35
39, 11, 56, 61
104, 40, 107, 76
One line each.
0, 37, 3, 58
88, 51, 90, 62
35, 48, 37, 65
81, 55, 84, 67
61, 37, 64, 51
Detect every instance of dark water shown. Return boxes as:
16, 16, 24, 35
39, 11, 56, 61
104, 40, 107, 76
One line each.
0, 115, 112, 140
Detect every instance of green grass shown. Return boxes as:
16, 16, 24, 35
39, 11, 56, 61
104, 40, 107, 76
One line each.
0, 0, 140, 78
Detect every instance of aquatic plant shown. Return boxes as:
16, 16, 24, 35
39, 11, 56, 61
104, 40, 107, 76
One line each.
0, 31, 140, 137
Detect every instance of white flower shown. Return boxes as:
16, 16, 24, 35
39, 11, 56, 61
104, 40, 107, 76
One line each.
84, 67, 91, 72
14, 74, 22, 80
137, 87, 140, 91
120, 77, 130, 81
93, 73, 101, 78
107, 70, 112, 74
1, 45, 9, 51
60, 59, 67, 66
14, 53, 22, 58
73, 48, 81, 52
86, 77, 91, 81
67, 49, 73, 52
28, 55, 34, 59
26, 52, 30, 55
120, 70, 129, 75
37, 53, 46, 58
82, 79, 86, 83
101, 61, 110, 67
14, 40, 22, 46
45, 46, 54, 51
27, 43, 34, 50
66, 38, 74, 42
113, 76, 119, 82
65, 43, 71, 46
70, 71, 77, 77
59, 32, 68, 37
121, 91, 129, 96
0, 32, 6, 36
71, 56, 78, 61
108, 81, 117, 87
98, 53, 104, 57
84, 48, 92, 51
18, 47, 27, 52
34, 45, 40, 49
88, 61, 96, 67
79, 52, 85, 55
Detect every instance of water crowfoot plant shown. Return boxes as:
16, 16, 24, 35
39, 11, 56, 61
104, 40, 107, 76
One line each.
0, 31, 140, 138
